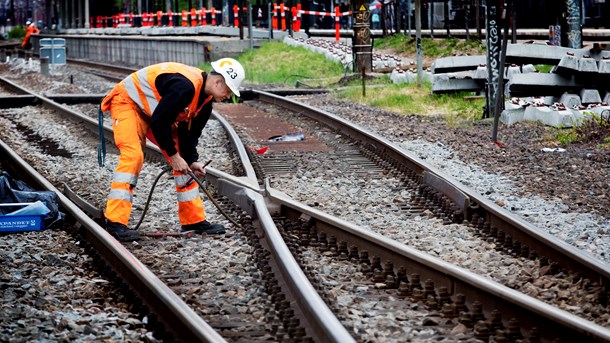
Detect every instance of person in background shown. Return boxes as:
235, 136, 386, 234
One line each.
370, 0, 381, 30
99, 58, 245, 242
21, 21, 40, 49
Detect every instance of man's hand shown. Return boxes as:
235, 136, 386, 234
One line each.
189, 161, 207, 178
170, 153, 190, 173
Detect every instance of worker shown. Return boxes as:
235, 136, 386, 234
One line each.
21, 21, 40, 49
99, 58, 245, 241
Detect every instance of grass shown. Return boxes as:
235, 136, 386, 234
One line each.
553, 129, 581, 145
337, 78, 486, 125
544, 114, 610, 148
373, 36, 486, 57
598, 136, 610, 149
534, 64, 554, 73
215, 39, 488, 125
237, 41, 346, 87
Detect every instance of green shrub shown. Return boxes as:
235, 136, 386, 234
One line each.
9, 26, 26, 39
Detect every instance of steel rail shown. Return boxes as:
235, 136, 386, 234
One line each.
250, 89, 610, 288
206, 171, 357, 343
0, 75, 357, 342
262, 180, 610, 343
0, 138, 226, 343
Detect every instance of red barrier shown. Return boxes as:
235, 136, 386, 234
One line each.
96, 15, 102, 28
291, 6, 298, 32
190, 8, 197, 26
334, 6, 340, 41
280, 3, 286, 30
201, 8, 207, 26
211, 8, 217, 26
295, 4, 302, 32
129, 13, 134, 26
181, 10, 187, 26
156, 11, 162, 26
233, 5, 239, 27
272, 4, 278, 29
168, 10, 173, 26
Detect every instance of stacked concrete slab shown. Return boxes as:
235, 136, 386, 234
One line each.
428, 54, 538, 94
423, 42, 610, 127
502, 43, 610, 127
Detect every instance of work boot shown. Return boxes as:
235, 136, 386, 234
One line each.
181, 220, 226, 234
106, 220, 141, 242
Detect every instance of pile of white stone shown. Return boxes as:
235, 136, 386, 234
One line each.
283, 36, 407, 71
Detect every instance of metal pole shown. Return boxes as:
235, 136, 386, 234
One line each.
485, 1, 501, 120
491, 0, 512, 143
268, 2, 273, 40
353, 0, 372, 73
415, 0, 422, 88
84, 0, 90, 28
407, 0, 411, 35
565, 0, 582, 48
51, 39, 54, 74
248, 1, 253, 50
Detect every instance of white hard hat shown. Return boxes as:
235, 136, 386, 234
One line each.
211, 58, 245, 97
26, 21, 31, 26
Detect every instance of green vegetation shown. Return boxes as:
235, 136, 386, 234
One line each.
534, 64, 554, 73
8, 26, 26, 39
599, 136, 610, 149
238, 41, 346, 86
373, 36, 486, 57
225, 40, 486, 125
553, 129, 581, 145
337, 79, 485, 125
546, 114, 610, 148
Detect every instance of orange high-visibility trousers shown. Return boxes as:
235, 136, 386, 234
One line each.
103, 89, 206, 226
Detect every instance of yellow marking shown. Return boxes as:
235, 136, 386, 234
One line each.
359, 4, 366, 11
219, 59, 233, 67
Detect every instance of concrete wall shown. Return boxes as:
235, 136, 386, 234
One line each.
30, 34, 264, 69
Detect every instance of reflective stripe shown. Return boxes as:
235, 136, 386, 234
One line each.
174, 174, 191, 186
138, 68, 159, 112
123, 67, 159, 115
112, 171, 138, 186
123, 63, 203, 119
123, 73, 145, 112
108, 189, 133, 202
177, 187, 200, 202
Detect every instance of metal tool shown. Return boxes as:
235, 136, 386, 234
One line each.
141, 230, 194, 238
179, 159, 213, 189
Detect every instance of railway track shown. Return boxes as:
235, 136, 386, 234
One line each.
0, 60, 608, 342
0, 74, 352, 342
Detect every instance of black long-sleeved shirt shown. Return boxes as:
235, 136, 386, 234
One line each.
149, 72, 212, 165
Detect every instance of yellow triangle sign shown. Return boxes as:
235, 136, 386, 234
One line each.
359, 4, 366, 11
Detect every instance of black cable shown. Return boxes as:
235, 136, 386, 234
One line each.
134, 163, 242, 231
134, 165, 172, 231
187, 170, 243, 229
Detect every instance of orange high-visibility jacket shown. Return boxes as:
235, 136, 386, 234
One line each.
21, 25, 39, 47
102, 62, 213, 160
121, 62, 204, 121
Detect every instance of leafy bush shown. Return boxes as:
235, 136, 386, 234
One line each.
8, 26, 26, 39
575, 114, 610, 143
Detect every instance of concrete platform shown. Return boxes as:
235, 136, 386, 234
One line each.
31, 26, 306, 68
